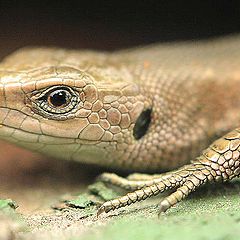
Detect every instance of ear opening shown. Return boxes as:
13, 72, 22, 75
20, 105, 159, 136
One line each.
133, 108, 152, 140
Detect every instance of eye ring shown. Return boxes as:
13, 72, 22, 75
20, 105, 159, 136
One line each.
33, 86, 80, 116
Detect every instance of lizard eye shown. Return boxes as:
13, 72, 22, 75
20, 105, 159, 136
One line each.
34, 86, 79, 115
133, 108, 152, 140
47, 89, 71, 108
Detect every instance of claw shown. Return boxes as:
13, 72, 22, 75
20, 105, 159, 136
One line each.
97, 205, 105, 218
96, 129, 240, 216
158, 199, 170, 214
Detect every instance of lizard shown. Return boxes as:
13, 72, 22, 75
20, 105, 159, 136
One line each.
1, 35, 240, 217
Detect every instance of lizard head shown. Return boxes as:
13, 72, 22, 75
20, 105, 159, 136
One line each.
0, 48, 153, 170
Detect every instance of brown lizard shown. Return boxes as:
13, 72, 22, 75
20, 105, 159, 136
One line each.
0, 35, 240, 216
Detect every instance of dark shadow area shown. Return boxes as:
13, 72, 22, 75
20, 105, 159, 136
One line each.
0, 0, 240, 58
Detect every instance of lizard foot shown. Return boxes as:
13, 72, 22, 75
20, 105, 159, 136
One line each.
97, 129, 240, 217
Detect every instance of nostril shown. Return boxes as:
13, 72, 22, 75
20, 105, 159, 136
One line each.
133, 108, 152, 140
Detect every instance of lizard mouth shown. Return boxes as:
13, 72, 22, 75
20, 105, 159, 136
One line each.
0, 123, 111, 145
0, 123, 114, 164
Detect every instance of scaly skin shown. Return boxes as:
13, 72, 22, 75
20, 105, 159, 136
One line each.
1, 35, 240, 215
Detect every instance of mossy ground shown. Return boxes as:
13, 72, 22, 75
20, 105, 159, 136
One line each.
1, 159, 240, 240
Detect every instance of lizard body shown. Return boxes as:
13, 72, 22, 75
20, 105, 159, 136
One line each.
1, 35, 240, 215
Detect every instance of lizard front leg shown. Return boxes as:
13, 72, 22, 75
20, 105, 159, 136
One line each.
97, 128, 240, 216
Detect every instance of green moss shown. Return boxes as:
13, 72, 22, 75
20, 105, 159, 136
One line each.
83, 181, 240, 240
0, 199, 18, 212
66, 193, 94, 208
86, 214, 240, 240
88, 182, 120, 201
0, 199, 28, 234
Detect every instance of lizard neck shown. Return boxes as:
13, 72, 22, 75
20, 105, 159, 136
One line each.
127, 66, 240, 171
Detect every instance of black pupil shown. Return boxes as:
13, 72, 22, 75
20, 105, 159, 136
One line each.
49, 90, 68, 107
133, 108, 152, 140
